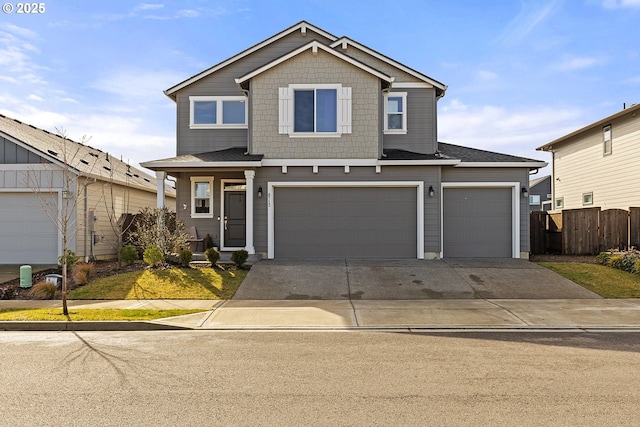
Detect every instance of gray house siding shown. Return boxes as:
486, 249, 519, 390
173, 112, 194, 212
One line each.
174, 30, 334, 156
383, 88, 437, 155
1, 136, 47, 164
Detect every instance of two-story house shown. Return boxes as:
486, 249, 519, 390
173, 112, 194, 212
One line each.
537, 103, 640, 211
143, 21, 545, 259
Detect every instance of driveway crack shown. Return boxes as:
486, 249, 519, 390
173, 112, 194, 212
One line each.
345, 258, 360, 327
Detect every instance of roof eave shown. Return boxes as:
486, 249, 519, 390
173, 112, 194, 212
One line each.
453, 161, 548, 169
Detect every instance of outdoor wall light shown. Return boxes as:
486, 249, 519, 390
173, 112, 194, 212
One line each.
257, 186, 263, 198
521, 187, 529, 198
182, 203, 187, 210
428, 186, 435, 197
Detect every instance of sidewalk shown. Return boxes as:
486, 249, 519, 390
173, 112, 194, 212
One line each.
2, 298, 640, 331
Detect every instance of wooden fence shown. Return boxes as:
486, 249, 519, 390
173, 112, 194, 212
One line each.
530, 207, 640, 255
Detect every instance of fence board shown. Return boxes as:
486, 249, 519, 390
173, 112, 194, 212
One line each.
631, 207, 640, 249
600, 209, 629, 251
530, 211, 546, 254
562, 208, 600, 255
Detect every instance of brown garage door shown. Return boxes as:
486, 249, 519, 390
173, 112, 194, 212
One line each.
274, 186, 417, 258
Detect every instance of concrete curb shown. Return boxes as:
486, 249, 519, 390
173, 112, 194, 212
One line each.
0, 321, 190, 331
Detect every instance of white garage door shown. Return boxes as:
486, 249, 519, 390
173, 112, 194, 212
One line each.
274, 187, 418, 258
0, 192, 59, 264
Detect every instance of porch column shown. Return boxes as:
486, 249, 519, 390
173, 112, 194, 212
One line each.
155, 171, 166, 209
244, 170, 256, 254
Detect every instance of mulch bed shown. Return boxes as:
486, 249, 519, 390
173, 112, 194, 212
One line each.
529, 254, 599, 264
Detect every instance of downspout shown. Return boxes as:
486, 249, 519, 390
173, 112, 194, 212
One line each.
82, 178, 98, 262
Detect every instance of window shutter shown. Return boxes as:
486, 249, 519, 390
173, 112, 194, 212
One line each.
278, 87, 293, 134
337, 86, 352, 134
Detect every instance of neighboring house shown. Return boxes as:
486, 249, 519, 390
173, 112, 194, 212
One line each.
538, 103, 640, 211
529, 175, 551, 211
0, 114, 176, 264
143, 21, 546, 259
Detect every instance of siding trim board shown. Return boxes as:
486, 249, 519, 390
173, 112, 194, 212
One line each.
267, 181, 424, 259
440, 182, 521, 258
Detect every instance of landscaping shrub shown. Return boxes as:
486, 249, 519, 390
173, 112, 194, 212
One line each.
129, 207, 190, 256
231, 249, 249, 268
596, 252, 611, 265
634, 259, 640, 275
605, 252, 640, 274
72, 262, 96, 285
119, 244, 139, 265
205, 248, 220, 267
143, 245, 164, 267
179, 249, 193, 267
609, 254, 625, 270
0, 284, 18, 300
28, 281, 57, 300
58, 249, 78, 271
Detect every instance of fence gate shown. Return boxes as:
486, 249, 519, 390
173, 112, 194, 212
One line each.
600, 209, 629, 251
631, 207, 640, 249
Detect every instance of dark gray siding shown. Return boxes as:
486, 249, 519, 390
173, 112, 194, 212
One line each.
442, 167, 530, 253
443, 187, 512, 257
530, 176, 551, 211
383, 88, 437, 155
0, 136, 45, 164
175, 31, 334, 156
274, 187, 416, 258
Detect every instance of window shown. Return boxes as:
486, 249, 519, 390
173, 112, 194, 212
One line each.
582, 192, 593, 205
529, 195, 541, 205
384, 92, 407, 134
279, 84, 351, 136
191, 177, 214, 218
555, 197, 564, 209
603, 124, 612, 155
190, 96, 247, 128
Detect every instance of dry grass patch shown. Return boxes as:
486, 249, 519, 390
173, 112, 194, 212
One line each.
68, 267, 246, 300
0, 308, 205, 321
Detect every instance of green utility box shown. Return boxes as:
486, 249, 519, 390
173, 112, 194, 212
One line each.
19, 265, 32, 288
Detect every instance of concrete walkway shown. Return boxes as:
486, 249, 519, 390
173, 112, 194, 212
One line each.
2, 298, 640, 331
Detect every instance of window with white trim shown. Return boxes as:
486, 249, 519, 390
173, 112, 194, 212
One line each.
279, 84, 351, 136
190, 96, 247, 129
603, 124, 612, 156
529, 194, 541, 205
384, 92, 407, 134
190, 177, 214, 218
555, 197, 564, 209
582, 192, 593, 205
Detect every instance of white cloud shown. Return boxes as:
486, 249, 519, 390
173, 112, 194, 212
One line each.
28, 94, 44, 102
497, 0, 561, 46
91, 68, 184, 100
552, 55, 600, 71
477, 70, 499, 81
602, 0, 640, 9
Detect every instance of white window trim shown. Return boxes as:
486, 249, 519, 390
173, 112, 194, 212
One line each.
582, 192, 593, 206
384, 92, 407, 134
603, 124, 612, 156
190, 176, 214, 218
267, 181, 424, 259
555, 197, 564, 209
189, 96, 248, 129
279, 83, 351, 137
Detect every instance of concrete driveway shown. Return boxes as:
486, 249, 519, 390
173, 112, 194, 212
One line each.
233, 258, 601, 300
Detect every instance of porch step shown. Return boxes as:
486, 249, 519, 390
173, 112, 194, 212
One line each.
190, 251, 261, 265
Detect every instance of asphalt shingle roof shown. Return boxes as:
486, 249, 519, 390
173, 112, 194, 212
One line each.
437, 142, 543, 163
0, 114, 175, 196
148, 147, 263, 164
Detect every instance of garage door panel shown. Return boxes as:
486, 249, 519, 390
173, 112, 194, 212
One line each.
443, 187, 512, 258
0, 193, 58, 264
275, 187, 416, 258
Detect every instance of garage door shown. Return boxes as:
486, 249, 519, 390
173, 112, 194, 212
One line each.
443, 187, 513, 258
274, 187, 417, 258
0, 192, 58, 264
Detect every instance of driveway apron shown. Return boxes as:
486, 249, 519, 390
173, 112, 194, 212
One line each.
233, 258, 601, 300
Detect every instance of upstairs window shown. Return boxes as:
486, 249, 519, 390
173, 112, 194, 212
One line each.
603, 124, 612, 156
279, 84, 351, 136
384, 92, 407, 134
190, 96, 247, 129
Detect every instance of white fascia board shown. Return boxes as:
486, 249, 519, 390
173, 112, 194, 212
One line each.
378, 159, 460, 166
391, 82, 433, 89
453, 161, 548, 168
330, 37, 448, 92
165, 22, 338, 98
261, 158, 377, 167
140, 161, 262, 169
236, 41, 394, 85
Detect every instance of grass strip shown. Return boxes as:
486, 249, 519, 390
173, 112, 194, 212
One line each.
0, 308, 205, 321
537, 262, 640, 298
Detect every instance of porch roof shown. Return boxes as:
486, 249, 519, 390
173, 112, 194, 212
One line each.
141, 147, 263, 170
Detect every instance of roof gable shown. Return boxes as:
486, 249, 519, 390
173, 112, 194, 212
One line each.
236, 40, 394, 86
164, 21, 337, 99
330, 37, 447, 96
0, 114, 175, 196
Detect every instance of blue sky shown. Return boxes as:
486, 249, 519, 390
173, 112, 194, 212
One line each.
1, 0, 639, 177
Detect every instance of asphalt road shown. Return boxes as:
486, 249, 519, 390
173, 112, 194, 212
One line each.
1, 331, 639, 426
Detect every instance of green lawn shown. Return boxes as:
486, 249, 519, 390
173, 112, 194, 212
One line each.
68, 267, 247, 300
0, 308, 204, 321
537, 262, 640, 298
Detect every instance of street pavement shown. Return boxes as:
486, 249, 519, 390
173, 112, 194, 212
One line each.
2, 298, 640, 331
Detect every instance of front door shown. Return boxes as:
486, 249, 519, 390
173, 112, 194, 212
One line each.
224, 191, 246, 247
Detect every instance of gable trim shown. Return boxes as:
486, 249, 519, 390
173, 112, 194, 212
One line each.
236, 40, 394, 85
0, 130, 79, 174
165, 21, 338, 98
330, 37, 447, 95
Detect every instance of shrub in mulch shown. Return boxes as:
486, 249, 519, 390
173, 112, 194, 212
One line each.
597, 249, 640, 275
